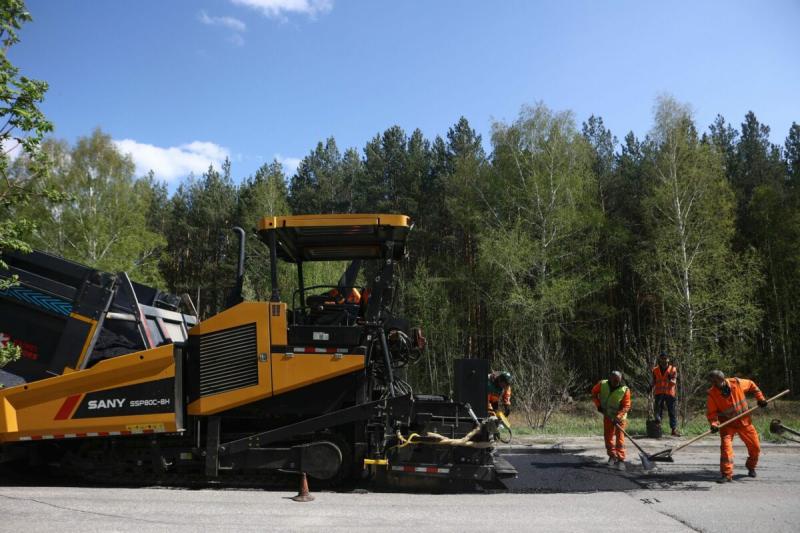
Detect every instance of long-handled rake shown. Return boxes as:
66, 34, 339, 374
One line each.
647, 389, 791, 463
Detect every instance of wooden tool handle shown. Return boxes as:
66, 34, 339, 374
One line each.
671, 389, 790, 455
600, 412, 650, 456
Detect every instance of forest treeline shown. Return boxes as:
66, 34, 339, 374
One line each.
7, 97, 800, 426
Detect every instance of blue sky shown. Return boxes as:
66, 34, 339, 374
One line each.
12, 0, 800, 186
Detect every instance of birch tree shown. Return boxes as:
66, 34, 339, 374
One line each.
25, 130, 164, 285
483, 104, 609, 427
636, 96, 762, 416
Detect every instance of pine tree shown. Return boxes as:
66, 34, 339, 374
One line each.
236, 160, 291, 301
785, 122, 800, 185
161, 162, 238, 317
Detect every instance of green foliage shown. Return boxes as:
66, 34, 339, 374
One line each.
635, 96, 762, 409
0, 0, 55, 279
160, 161, 238, 318
786, 122, 800, 184
236, 160, 291, 301
404, 260, 460, 394
290, 138, 353, 214
19, 130, 165, 285
482, 104, 610, 427
0, 1, 55, 367
0, 341, 19, 367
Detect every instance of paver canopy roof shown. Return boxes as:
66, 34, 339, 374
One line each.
257, 214, 411, 262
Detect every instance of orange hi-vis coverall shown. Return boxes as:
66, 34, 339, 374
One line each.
326, 287, 361, 304
652, 365, 677, 396
487, 379, 512, 414
706, 378, 766, 478
592, 380, 632, 460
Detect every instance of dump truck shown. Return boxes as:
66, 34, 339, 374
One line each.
0, 214, 516, 489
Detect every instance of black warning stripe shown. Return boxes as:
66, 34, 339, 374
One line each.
71, 378, 175, 419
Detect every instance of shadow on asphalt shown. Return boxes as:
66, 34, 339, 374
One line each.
1, 450, 717, 495
500, 451, 714, 493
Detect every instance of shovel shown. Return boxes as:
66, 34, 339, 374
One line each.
602, 413, 657, 471
648, 389, 790, 463
770, 419, 800, 443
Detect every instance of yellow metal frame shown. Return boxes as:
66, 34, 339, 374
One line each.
187, 302, 273, 416
257, 213, 411, 232
70, 312, 99, 371
0, 344, 178, 443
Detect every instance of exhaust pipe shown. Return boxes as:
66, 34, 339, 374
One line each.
226, 227, 246, 308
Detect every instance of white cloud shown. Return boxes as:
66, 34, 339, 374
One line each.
232, 0, 333, 19
113, 139, 230, 182
275, 154, 301, 176
1, 138, 22, 161
198, 10, 247, 32
198, 10, 246, 45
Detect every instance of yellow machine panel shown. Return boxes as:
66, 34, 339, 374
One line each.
268, 301, 365, 394
186, 302, 273, 416
0, 344, 180, 443
271, 353, 365, 395
185, 300, 366, 414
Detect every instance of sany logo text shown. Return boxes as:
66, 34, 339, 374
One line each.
87, 399, 126, 409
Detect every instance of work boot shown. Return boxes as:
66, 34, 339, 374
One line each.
671, 428, 681, 437
607, 457, 617, 466
615, 460, 626, 471
717, 475, 733, 483
748, 469, 757, 478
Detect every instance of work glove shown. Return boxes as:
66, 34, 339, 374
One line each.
503, 405, 511, 416
757, 399, 768, 408
710, 424, 719, 433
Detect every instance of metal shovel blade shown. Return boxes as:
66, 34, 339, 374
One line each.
647, 450, 675, 463
639, 452, 656, 471
771, 418, 800, 441
649, 454, 675, 463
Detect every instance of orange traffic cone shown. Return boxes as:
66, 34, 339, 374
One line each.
291, 472, 314, 502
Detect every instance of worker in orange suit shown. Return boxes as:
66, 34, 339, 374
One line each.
650, 351, 680, 436
591, 371, 631, 470
706, 370, 768, 483
487, 371, 512, 416
326, 287, 361, 305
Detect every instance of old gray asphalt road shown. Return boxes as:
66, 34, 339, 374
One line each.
0, 440, 797, 532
